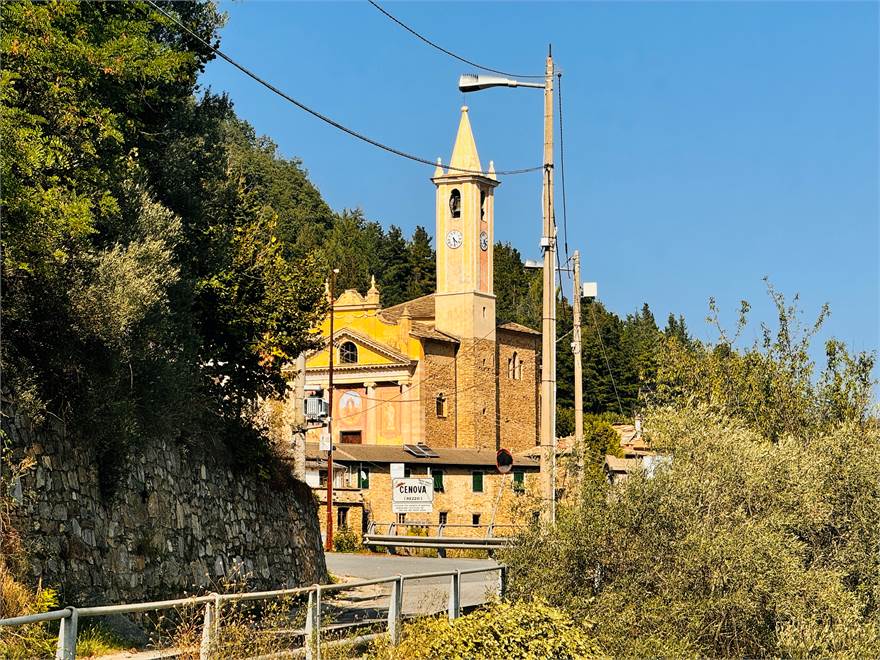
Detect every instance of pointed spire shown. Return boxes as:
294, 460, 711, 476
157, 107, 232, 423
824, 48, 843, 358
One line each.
400, 305, 412, 320
368, 274, 378, 294
487, 160, 497, 181
433, 157, 445, 178
449, 106, 482, 174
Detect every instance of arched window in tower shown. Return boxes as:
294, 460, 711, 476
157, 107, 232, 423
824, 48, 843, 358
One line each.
449, 189, 461, 219
508, 352, 518, 380
339, 341, 358, 364
480, 190, 486, 222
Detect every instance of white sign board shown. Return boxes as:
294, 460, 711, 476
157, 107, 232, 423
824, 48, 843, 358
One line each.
389, 463, 405, 479
319, 432, 331, 452
391, 478, 433, 513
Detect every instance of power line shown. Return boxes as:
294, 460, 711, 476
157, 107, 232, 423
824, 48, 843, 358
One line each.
587, 302, 625, 416
556, 72, 571, 270
367, 1, 544, 80
145, 0, 542, 177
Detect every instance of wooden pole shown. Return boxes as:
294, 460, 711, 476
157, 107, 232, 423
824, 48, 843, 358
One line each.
325, 271, 336, 551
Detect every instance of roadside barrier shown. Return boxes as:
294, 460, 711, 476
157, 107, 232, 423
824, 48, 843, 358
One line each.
0, 564, 507, 660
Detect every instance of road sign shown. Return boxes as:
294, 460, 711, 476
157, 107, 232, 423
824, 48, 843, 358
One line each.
319, 432, 331, 452
496, 448, 514, 474
390, 463, 405, 479
392, 478, 433, 513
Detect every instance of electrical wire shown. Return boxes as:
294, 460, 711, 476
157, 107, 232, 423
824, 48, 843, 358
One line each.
367, 1, 544, 79
587, 302, 625, 416
145, 0, 542, 177
556, 72, 571, 273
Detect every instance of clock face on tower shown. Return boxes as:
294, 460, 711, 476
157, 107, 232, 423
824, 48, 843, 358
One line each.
446, 230, 463, 249
480, 231, 489, 251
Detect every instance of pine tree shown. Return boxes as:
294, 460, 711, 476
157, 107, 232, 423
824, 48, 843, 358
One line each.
406, 226, 436, 300
376, 225, 410, 307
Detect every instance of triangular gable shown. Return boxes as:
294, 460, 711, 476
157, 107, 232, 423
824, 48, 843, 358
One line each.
305, 328, 412, 370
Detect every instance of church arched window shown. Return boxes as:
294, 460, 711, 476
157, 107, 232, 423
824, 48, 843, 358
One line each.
508, 352, 517, 380
480, 190, 486, 222
449, 189, 461, 219
339, 341, 358, 364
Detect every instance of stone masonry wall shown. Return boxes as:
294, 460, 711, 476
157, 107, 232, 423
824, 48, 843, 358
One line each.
497, 330, 540, 453
4, 415, 327, 605
422, 340, 458, 447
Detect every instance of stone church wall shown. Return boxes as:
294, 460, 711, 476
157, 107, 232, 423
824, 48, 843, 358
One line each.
3, 414, 327, 606
422, 339, 458, 447
456, 338, 498, 451
497, 330, 540, 453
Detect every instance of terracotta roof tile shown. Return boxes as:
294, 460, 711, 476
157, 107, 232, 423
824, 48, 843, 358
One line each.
306, 443, 538, 468
497, 321, 541, 335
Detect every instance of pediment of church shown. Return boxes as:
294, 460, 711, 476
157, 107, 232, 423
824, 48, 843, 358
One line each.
305, 328, 413, 371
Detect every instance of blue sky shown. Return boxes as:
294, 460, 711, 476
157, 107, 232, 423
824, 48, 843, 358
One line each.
201, 1, 878, 379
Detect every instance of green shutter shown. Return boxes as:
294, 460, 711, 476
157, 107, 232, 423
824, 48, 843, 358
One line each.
433, 469, 444, 491
359, 466, 370, 489
472, 471, 484, 492
513, 469, 525, 491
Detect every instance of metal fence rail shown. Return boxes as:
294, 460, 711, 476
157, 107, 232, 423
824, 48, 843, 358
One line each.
363, 522, 519, 554
0, 564, 507, 660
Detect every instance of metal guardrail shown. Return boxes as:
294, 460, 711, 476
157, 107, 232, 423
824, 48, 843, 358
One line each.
0, 564, 507, 660
364, 522, 519, 553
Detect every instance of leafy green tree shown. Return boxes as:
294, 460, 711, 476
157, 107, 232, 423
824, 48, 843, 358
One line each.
505, 288, 879, 658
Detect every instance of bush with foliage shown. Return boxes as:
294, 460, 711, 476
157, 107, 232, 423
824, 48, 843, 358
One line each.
370, 600, 605, 660
332, 525, 362, 553
504, 288, 879, 658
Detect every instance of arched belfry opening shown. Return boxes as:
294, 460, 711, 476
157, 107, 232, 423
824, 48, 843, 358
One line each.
449, 189, 461, 218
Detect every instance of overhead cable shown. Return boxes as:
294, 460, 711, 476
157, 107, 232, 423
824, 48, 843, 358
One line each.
367, 0, 544, 79
557, 72, 571, 272
145, 0, 541, 176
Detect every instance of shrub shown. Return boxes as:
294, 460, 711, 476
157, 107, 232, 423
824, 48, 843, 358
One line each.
370, 600, 605, 659
333, 525, 362, 553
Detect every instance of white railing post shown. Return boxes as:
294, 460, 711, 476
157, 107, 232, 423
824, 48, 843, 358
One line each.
305, 586, 321, 660
387, 576, 403, 645
55, 607, 77, 660
199, 597, 216, 660
448, 570, 461, 621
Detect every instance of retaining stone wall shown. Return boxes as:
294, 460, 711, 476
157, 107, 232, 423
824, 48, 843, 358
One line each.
4, 415, 327, 605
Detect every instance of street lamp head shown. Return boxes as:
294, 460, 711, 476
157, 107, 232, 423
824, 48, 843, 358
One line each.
523, 259, 543, 270
458, 74, 544, 93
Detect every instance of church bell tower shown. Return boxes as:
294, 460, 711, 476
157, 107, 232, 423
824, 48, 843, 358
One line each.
432, 106, 499, 341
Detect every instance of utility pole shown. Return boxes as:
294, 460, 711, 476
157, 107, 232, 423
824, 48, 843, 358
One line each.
572, 251, 584, 490
324, 269, 338, 552
539, 47, 557, 525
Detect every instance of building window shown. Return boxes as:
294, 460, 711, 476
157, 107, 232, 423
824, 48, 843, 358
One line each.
513, 469, 525, 492
472, 513, 481, 526
404, 466, 412, 478
339, 341, 358, 364
449, 189, 461, 218
359, 466, 370, 489
480, 190, 486, 221
433, 469, 444, 492
397, 513, 407, 525
439, 511, 448, 525
436, 393, 447, 418
508, 352, 523, 380
337, 507, 349, 530
319, 470, 327, 486
472, 470, 484, 493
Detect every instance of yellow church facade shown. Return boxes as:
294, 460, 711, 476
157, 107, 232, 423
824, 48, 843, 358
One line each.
305, 106, 540, 455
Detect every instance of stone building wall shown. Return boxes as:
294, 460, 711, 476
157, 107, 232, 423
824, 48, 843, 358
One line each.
422, 340, 458, 447
355, 465, 539, 533
4, 415, 327, 606
496, 329, 540, 453
455, 338, 498, 451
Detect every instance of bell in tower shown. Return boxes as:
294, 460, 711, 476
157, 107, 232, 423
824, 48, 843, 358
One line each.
432, 106, 499, 341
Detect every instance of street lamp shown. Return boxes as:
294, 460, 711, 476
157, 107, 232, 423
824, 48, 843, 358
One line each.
460, 47, 558, 525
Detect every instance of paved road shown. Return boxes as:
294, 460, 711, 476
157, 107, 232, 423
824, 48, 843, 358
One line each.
326, 552, 502, 616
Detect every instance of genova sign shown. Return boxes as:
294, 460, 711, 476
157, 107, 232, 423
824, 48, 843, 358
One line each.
391, 478, 434, 513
